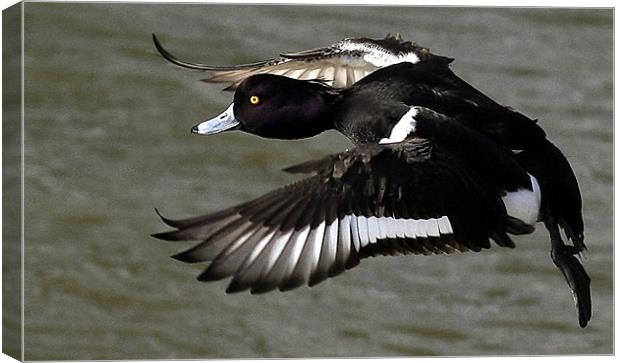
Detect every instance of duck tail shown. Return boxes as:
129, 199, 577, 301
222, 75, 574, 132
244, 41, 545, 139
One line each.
517, 140, 584, 247
516, 139, 590, 327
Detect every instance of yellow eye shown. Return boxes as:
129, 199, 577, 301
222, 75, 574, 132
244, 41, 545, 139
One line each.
250, 95, 260, 105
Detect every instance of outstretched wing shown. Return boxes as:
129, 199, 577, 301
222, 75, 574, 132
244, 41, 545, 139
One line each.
152, 34, 453, 90
153, 139, 514, 294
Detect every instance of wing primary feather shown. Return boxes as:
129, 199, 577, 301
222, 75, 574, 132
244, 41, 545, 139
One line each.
345, 67, 356, 88
152, 34, 273, 71
206, 69, 256, 82
196, 224, 266, 281
319, 67, 335, 83
282, 192, 330, 289
171, 217, 255, 263
154, 208, 204, 229
402, 237, 425, 255
224, 229, 278, 293
391, 238, 412, 255
353, 68, 367, 83
490, 231, 516, 248
350, 215, 361, 252
356, 216, 370, 248
309, 218, 339, 286
176, 195, 295, 247
332, 215, 352, 277
278, 225, 313, 288
235, 228, 294, 290
333, 67, 348, 88
252, 225, 312, 292
302, 68, 322, 80
248, 229, 297, 294
284, 69, 306, 79
154, 213, 242, 242
251, 195, 321, 292
295, 192, 325, 229
421, 217, 447, 254
283, 220, 326, 290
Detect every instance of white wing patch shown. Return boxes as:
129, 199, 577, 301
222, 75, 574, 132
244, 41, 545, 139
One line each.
379, 107, 419, 144
186, 211, 456, 293
502, 174, 541, 226
348, 215, 453, 246
338, 39, 421, 67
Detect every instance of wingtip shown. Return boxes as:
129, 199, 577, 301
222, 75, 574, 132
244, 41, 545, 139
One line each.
171, 250, 202, 263
151, 34, 209, 71
151, 33, 166, 55
281, 165, 299, 174
196, 271, 210, 281
151, 225, 193, 242
196, 268, 220, 282
225, 280, 247, 294
151, 230, 178, 241
154, 208, 187, 228
249, 285, 276, 295
154, 208, 173, 225
577, 294, 592, 328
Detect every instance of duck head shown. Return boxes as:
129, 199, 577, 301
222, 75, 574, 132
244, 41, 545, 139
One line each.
193, 74, 341, 139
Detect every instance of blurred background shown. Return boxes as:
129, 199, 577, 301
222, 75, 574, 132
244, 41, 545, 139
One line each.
20, 3, 612, 359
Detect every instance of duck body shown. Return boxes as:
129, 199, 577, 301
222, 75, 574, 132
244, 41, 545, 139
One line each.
155, 109, 537, 293
331, 61, 584, 245
153, 34, 590, 327
158, 73, 544, 291
216, 61, 583, 247
336, 61, 546, 149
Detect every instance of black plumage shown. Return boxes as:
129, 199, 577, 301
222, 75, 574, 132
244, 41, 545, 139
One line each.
154, 111, 530, 295
152, 34, 590, 327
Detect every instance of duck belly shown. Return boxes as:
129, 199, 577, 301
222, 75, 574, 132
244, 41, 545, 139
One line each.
502, 174, 541, 227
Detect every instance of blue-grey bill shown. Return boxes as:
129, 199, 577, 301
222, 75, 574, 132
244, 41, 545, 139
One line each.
191, 103, 239, 135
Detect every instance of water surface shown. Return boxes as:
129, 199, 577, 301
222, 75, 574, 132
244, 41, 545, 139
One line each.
21, 4, 612, 359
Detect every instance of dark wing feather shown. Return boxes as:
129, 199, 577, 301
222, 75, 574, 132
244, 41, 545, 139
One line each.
153, 139, 515, 293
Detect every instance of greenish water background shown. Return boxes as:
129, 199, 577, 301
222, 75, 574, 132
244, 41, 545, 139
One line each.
20, 3, 612, 359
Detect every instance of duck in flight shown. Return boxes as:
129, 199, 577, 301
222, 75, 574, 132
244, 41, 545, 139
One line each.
152, 34, 591, 327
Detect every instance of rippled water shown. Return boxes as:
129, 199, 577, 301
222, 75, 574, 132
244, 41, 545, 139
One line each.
18, 3, 612, 359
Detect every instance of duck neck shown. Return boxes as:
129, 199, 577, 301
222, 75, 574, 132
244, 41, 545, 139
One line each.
290, 88, 341, 139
